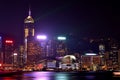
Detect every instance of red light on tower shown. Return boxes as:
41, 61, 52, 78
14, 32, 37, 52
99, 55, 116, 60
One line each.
5, 40, 13, 44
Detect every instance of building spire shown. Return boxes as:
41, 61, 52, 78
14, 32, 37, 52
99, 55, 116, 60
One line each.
24, 4, 34, 23
29, 5, 31, 16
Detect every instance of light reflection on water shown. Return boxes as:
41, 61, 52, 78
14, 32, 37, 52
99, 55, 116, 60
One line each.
0, 77, 15, 80
55, 72, 69, 80
0, 71, 115, 80
23, 72, 54, 80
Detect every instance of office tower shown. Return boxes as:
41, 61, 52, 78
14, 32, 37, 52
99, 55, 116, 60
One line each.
4, 39, 14, 64
56, 36, 68, 57
24, 7, 34, 52
99, 44, 105, 65
18, 45, 25, 67
81, 54, 101, 71
46, 40, 58, 58
109, 44, 119, 65
24, 7, 35, 65
24, 7, 41, 65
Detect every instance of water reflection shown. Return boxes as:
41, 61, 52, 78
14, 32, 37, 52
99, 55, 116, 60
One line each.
55, 72, 69, 80
85, 75, 95, 80
23, 72, 54, 80
0, 77, 15, 80
0, 71, 116, 80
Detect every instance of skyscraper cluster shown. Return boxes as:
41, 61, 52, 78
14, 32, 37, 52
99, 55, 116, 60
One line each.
0, 7, 119, 71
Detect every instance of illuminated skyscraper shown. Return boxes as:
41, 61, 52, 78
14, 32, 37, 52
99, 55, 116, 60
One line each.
56, 36, 68, 57
24, 9, 35, 36
24, 7, 35, 64
4, 39, 14, 64
24, 7, 41, 65
24, 7, 35, 51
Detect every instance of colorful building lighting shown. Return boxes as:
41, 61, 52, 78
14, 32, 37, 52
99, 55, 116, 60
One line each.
13, 53, 17, 56
85, 53, 97, 56
37, 35, 47, 40
57, 36, 66, 40
5, 40, 13, 44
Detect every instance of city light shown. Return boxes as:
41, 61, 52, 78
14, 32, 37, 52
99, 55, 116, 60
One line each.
13, 53, 17, 56
5, 40, 13, 44
85, 53, 97, 56
113, 72, 120, 76
0, 63, 2, 66
63, 55, 76, 60
57, 36, 66, 40
37, 35, 47, 40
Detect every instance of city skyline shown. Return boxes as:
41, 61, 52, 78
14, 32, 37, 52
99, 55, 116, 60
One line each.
0, 0, 113, 45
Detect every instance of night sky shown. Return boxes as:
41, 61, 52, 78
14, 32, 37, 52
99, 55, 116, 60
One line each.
0, 0, 113, 45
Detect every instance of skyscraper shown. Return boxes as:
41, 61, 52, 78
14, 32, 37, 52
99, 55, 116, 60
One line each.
24, 7, 41, 65
24, 7, 35, 65
4, 39, 14, 64
24, 12, 35, 36
24, 7, 35, 52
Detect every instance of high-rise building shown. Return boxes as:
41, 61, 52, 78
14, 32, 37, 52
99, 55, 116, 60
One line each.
24, 7, 35, 64
99, 44, 105, 65
56, 36, 68, 57
46, 40, 58, 58
18, 45, 25, 67
24, 8, 35, 37
24, 7, 41, 65
4, 39, 14, 64
24, 7, 35, 53
81, 54, 101, 71
109, 44, 119, 65
104, 43, 120, 70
